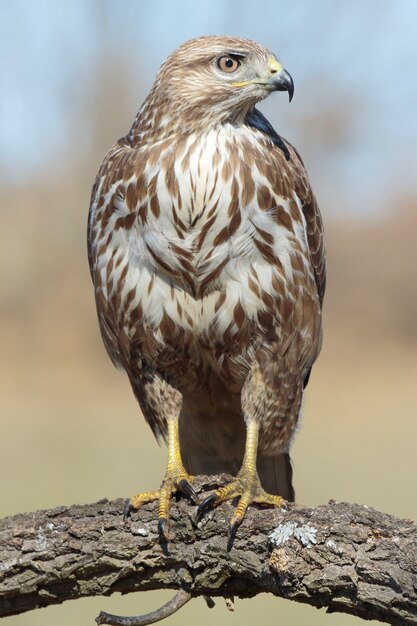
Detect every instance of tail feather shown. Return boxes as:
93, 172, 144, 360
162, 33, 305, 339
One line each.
183, 447, 295, 502
257, 453, 295, 501
179, 401, 295, 502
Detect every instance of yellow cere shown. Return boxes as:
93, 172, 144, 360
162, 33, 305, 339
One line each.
267, 56, 283, 73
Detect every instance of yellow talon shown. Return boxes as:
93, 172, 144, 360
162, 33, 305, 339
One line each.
196, 421, 286, 548
130, 490, 160, 510
125, 418, 197, 541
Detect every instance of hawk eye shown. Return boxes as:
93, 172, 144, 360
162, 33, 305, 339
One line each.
217, 56, 241, 73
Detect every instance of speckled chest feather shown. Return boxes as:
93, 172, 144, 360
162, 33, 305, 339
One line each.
89, 123, 322, 397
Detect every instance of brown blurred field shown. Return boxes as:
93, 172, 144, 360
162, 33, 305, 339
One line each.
1, 49, 417, 626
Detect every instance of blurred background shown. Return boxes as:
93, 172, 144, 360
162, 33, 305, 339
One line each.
1, 1, 416, 625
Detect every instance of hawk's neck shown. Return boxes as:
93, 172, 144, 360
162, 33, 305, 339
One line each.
128, 96, 258, 145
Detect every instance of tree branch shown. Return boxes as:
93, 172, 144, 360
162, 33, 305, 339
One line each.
0, 475, 416, 624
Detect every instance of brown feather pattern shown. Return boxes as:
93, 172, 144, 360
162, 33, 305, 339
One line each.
88, 36, 326, 495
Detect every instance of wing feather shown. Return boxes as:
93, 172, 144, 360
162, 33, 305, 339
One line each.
247, 108, 326, 307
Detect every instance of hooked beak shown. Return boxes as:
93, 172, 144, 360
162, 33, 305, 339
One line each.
269, 68, 294, 102
231, 56, 295, 102
265, 57, 294, 101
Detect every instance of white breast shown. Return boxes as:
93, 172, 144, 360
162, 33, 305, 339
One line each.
94, 125, 311, 346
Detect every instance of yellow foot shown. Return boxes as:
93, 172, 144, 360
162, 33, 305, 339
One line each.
124, 469, 197, 541
196, 471, 286, 549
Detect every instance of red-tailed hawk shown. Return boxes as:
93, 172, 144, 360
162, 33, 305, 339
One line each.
88, 36, 326, 543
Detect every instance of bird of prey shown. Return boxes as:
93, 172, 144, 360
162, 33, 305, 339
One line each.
88, 36, 326, 542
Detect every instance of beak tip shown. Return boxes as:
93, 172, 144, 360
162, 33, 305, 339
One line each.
271, 68, 294, 102
286, 71, 294, 102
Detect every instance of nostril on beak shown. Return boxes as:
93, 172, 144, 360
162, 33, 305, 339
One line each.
270, 68, 277, 74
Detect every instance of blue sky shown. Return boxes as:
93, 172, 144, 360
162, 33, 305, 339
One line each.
1, 0, 417, 214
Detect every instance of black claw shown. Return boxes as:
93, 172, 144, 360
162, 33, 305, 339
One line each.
158, 518, 170, 542
123, 499, 133, 521
177, 479, 199, 505
195, 493, 217, 524
227, 519, 240, 552
203, 595, 216, 609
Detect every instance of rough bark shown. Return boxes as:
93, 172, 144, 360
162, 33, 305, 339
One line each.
0, 475, 416, 624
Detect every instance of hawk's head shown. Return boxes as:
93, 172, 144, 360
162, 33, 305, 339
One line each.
147, 36, 293, 129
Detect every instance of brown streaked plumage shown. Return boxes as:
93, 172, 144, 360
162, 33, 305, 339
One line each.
88, 35, 326, 541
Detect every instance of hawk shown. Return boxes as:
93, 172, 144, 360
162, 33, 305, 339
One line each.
88, 36, 326, 542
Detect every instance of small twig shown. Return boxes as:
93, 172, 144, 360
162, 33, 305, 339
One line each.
203, 595, 215, 609
96, 590, 192, 626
